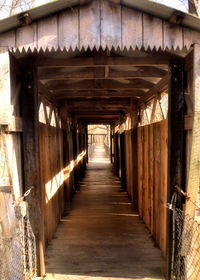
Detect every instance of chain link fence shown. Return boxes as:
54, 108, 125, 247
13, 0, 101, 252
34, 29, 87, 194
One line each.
0, 202, 37, 280
171, 207, 200, 280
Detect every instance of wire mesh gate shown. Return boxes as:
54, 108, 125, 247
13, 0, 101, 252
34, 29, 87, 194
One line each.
170, 206, 200, 279
0, 203, 37, 280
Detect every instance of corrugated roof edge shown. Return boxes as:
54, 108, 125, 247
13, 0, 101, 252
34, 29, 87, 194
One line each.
0, 0, 200, 34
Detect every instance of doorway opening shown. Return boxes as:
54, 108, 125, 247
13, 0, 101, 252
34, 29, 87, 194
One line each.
88, 124, 111, 164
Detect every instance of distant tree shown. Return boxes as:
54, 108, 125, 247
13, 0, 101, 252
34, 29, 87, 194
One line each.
188, 0, 200, 15
0, 0, 35, 17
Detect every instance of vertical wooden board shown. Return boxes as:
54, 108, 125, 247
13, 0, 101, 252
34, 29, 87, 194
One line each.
16, 24, 37, 51
121, 7, 142, 50
163, 21, 183, 50
143, 14, 162, 50
58, 8, 78, 50
149, 124, 154, 235
143, 126, 149, 229
183, 28, 200, 50
80, 0, 100, 49
37, 16, 58, 50
160, 119, 168, 256
154, 122, 161, 246
129, 131, 134, 200
0, 31, 15, 48
132, 128, 138, 209
137, 127, 143, 218
101, 0, 121, 49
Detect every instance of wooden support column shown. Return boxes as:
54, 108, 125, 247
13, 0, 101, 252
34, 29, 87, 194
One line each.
20, 66, 45, 276
167, 59, 184, 279
185, 45, 200, 217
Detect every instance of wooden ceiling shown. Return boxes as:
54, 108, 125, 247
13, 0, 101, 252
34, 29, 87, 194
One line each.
33, 49, 171, 123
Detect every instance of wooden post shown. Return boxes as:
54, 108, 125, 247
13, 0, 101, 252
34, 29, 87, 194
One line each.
185, 44, 200, 217
20, 66, 45, 276
167, 59, 184, 279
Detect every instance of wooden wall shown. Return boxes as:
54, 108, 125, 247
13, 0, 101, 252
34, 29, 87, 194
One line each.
39, 123, 65, 246
38, 100, 87, 248
125, 128, 138, 208
137, 119, 168, 256
0, 0, 198, 52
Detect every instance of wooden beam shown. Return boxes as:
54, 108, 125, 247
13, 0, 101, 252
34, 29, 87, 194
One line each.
145, 73, 169, 102
38, 66, 167, 80
71, 111, 121, 116
29, 55, 170, 67
67, 99, 130, 106
38, 81, 58, 105
42, 79, 154, 91
53, 89, 147, 99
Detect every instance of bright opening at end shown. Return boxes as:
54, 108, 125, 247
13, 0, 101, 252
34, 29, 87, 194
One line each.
88, 124, 111, 164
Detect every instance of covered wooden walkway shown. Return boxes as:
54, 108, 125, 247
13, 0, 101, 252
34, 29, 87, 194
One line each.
45, 144, 165, 280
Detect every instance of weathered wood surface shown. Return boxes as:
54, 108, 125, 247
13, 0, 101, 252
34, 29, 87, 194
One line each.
185, 45, 200, 217
45, 147, 165, 280
0, 0, 198, 52
137, 119, 168, 256
39, 123, 65, 247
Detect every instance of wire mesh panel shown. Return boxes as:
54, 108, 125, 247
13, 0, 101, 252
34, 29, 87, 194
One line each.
0, 204, 36, 280
172, 208, 200, 280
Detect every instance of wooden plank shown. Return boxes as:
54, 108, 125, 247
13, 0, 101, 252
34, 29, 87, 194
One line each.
153, 122, 161, 245
0, 31, 15, 48
37, 15, 58, 50
146, 74, 169, 103
160, 119, 168, 256
143, 14, 162, 50
16, 23, 37, 51
131, 128, 138, 209
32, 55, 170, 67
58, 8, 78, 50
183, 28, 200, 50
137, 127, 143, 218
38, 66, 167, 80
122, 7, 142, 49
143, 126, 149, 229
163, 21, 183, 50
149, 124, 154, 235
44, 78, 154, 90
101, 0, 121, 49
80, 0, 100, 49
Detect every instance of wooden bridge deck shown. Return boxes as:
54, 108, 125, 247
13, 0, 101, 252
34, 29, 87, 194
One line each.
45, 144, 165, 280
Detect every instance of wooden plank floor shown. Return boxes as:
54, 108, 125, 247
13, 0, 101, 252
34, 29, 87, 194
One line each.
45, 144, 165, 280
